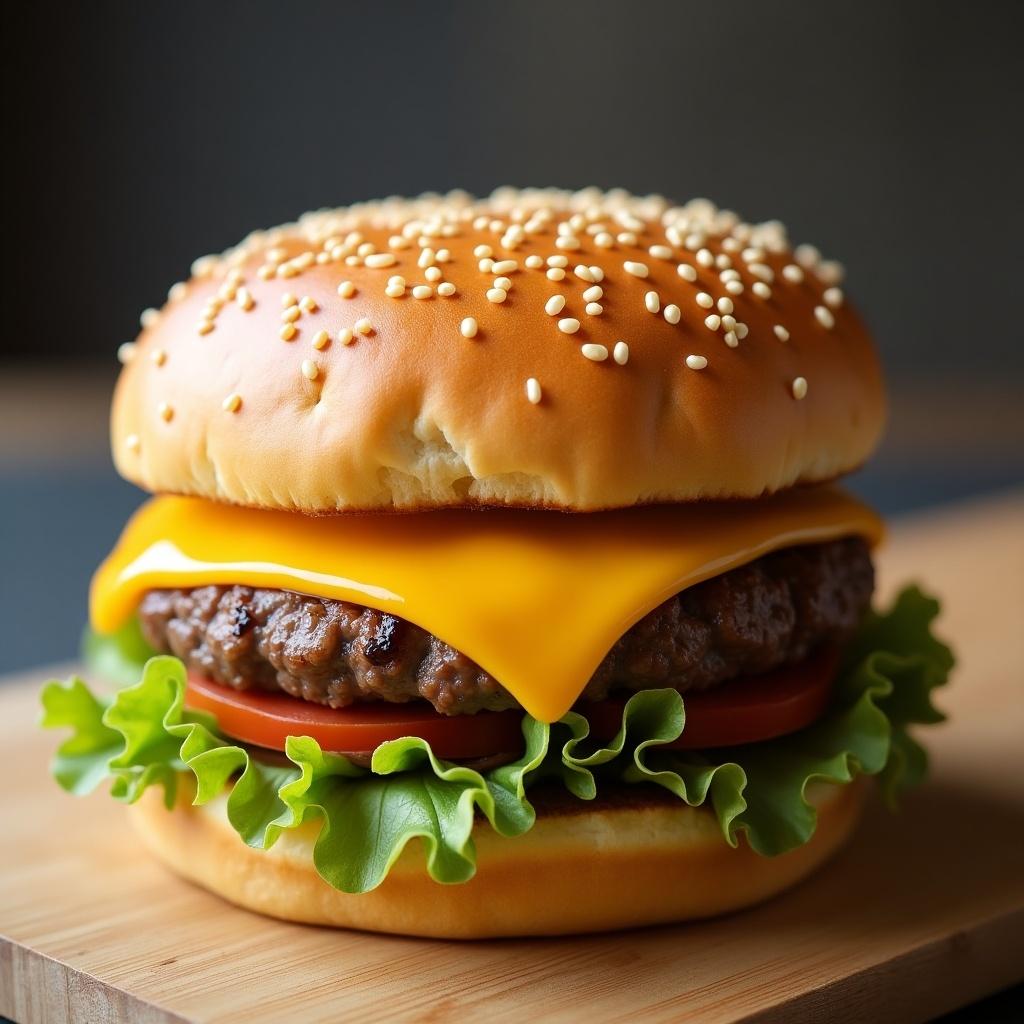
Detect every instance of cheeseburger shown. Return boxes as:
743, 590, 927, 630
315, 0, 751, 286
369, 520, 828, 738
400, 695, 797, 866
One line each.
43, 188, 952, 938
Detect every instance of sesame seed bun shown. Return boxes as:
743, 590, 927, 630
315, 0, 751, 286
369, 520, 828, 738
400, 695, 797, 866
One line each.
129, 777, 867, 939
112, 188, 885, 511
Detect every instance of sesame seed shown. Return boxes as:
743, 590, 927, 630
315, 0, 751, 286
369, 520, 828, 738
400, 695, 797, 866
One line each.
338, 327, 354, 345
418, 248, 436, 269
460, 317, 478, 339
478, 258, 494, 273
574, 265, 595, 283
814, 305, 835, 329
721, 315, 737, 331
677, 263, 697, 282
749, 263, 774, 282
411, 285, 433, 299
493, 276, 512, 291
280, 323, 297, 341
664, 304, 681, 325
197, 320, 214, 335
796, 245, 821, 268
365, 252, 397, 269
555, 236, 581, 251
140, 307, 160, 329
236, 287, 255, 310
525, 378, 542, 404
117, 342, 137, 364
696, 292, 714, 308
696, 248, 714, 268
685, 354, 708, 370
158, 401, 174, 422
486, 287, 507, 303
649, 244, 673, 260
715, 254, 732, 270
704, 314, 721, 331
725, 280, 744, 295
545, 295, 566, 316
257, 265, 275, 280
222, 393, 242, 413
818, 260, 845, 285
752, 281, 772, 299
192, 255, 217, 278
589, 266, 604, 282
719, 269, 741, 283
824, 287, 844, 308
473, 244, 493, 259
624, 260, 649, 278
282, 305, 301, 323
582, 285, 603, 302
723, 330, 739, 348
791, 376, 808, 400
557, 318, 581, 334
125, 433, 140, 453
491, 259, 518, 275
312, 330, 330, 349
168, 282, 188, 303
581, 343, 609, 362
773, 325, 790, 342
437, 282, 456, 296
525, 254, 544, 269
151, 348, 167, 367
337, 281, 356, 298
617, 231, 638, 246
354, 318, 373, 335
613, 340, 629, 365
644, 290, 661, 314
586, 302, 604, 316
301, 359, 320, 381
782, 264, 804, 283
357, 242, 376, 258
736, 323, 749, 340
546, 267, 566, 281
547, 255, 569, 268
717, 297, 734, 315
595, 232, 614, 247
425, 266, 443, 282
385, 284, 405, 298
436, 248, 451, 263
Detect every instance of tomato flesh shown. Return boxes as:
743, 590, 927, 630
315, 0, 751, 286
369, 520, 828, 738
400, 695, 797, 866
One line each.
580, 646, 838, 750
184, 647, 838, 760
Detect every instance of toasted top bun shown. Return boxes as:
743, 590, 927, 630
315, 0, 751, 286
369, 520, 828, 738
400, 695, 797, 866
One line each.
112, 188, 885, 511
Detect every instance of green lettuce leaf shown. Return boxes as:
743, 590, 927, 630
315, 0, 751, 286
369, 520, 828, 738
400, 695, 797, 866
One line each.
42, 586, 952, 893
82, 618, 155, 687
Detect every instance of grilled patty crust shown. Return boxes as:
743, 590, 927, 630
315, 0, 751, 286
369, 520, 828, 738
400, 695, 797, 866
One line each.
139, 538, 873, 715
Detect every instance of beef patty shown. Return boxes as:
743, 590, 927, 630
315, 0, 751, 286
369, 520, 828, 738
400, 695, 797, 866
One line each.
138, 538, 873, 716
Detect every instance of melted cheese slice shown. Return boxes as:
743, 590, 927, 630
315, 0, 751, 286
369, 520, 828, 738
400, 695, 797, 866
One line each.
91, 488, 883, 723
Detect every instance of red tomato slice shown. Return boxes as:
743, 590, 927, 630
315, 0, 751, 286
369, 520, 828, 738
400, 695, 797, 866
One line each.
184, 647, 838, 760
580, 646, 839, 750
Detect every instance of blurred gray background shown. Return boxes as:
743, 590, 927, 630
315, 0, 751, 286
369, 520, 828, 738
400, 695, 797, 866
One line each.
2, 0, 1022, 673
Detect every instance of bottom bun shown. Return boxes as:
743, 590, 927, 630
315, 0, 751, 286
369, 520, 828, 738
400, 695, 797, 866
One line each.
129, 778, 868, 939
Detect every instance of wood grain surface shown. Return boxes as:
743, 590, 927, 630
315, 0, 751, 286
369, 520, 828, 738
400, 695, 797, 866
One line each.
1, 491, 1022, 1024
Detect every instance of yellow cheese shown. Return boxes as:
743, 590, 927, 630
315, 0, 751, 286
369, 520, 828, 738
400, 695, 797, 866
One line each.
90, 488, 883, 723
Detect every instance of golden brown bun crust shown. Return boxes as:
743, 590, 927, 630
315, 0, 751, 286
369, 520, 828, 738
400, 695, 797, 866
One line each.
129, 778, 867, 939
113, 189, 885, 512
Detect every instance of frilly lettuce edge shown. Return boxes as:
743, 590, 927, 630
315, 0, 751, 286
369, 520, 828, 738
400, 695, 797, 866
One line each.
43, 586, 951, 892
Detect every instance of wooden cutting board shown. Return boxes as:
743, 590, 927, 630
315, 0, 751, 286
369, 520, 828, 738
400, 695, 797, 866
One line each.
2, 491, 1022, 1024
